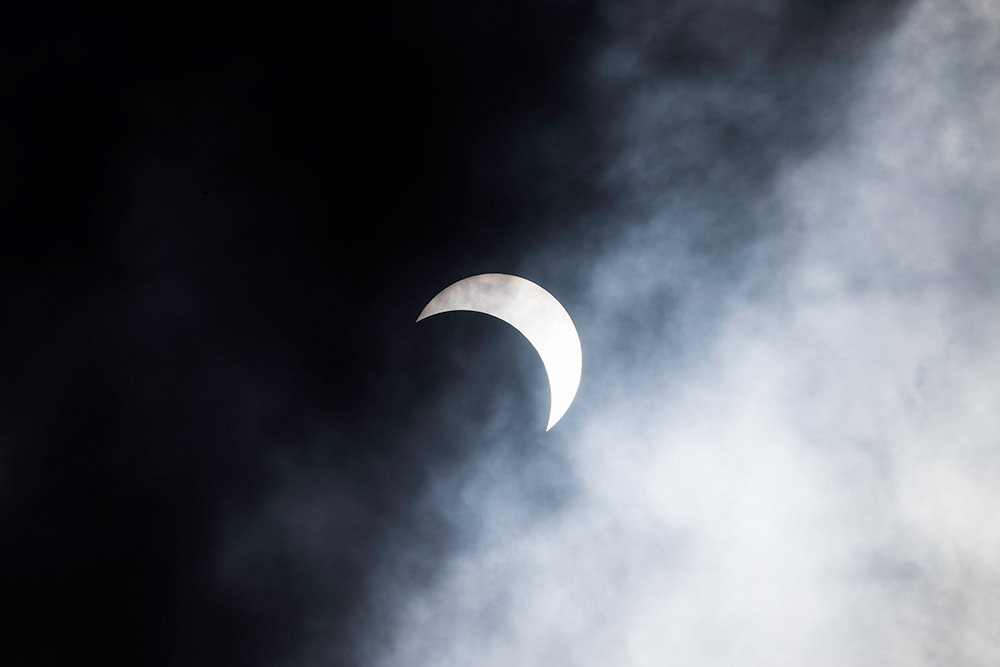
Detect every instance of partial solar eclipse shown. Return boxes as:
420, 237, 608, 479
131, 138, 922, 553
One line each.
417, 273, 582, 431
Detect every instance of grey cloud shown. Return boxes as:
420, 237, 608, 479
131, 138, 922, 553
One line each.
236, 1, 999, 664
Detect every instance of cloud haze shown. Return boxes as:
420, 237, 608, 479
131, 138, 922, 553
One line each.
353, 1, 1000, 665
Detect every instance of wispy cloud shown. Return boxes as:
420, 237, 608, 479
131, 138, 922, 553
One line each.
362, 1, 1000, 664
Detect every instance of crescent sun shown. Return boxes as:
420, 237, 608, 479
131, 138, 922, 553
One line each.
416, 273, 582, 431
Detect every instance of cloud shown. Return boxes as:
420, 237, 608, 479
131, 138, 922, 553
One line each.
356, 1, 1000, 665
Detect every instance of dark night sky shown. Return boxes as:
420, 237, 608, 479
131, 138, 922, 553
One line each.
6, 2, 999, 666
1, 5, 603, 663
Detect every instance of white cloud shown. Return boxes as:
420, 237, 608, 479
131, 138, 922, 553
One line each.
365, 2, 1000, 664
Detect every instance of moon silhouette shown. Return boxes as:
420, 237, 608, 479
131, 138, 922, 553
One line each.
416, 273, 582, 431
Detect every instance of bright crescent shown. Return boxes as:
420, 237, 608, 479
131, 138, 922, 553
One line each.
416, 273, 582, 431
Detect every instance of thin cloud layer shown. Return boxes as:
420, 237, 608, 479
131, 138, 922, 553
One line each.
363, 1, 1000, 665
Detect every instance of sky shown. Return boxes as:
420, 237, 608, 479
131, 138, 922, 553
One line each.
2, 2, 998, 665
